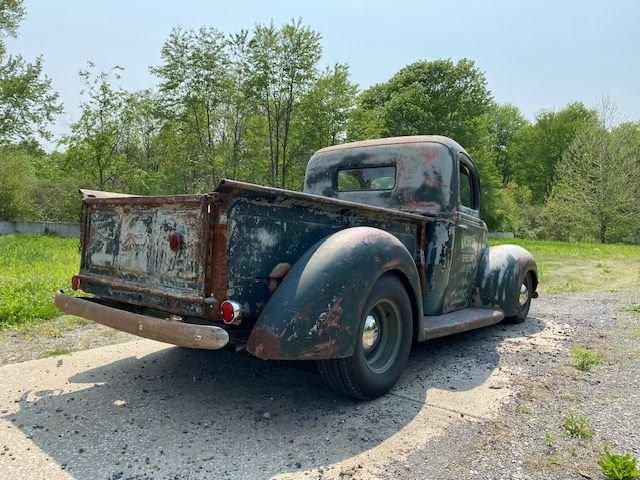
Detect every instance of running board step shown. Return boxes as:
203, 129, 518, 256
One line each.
423, 308, 505, 340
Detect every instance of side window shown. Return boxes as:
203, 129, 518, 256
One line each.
459, 163, 473, 209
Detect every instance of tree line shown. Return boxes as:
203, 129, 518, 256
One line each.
0, 1, 638, 243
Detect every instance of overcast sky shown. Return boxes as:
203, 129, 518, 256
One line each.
7, 0, 640, 145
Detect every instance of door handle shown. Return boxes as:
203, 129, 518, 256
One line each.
459, 224, 468, 230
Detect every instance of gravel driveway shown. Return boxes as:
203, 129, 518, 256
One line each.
0, 292, 638, 479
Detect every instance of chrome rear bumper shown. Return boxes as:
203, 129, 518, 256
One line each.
54, 292, 229, 350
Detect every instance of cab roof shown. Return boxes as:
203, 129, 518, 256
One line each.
315, 135, 467, 156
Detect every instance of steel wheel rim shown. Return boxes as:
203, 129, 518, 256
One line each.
518, 275, 532, 312
362, 299, 402, 374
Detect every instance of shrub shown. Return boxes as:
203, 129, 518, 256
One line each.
599, 447, 640, 480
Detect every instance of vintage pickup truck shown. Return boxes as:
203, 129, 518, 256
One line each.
55, 135, 538, 399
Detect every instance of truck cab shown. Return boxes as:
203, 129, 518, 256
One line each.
56, 135, 538, 399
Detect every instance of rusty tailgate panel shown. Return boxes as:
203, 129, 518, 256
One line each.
79, 195, 214, 318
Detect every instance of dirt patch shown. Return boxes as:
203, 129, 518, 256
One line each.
0, 316, 135, 365
377, 290, 640, 480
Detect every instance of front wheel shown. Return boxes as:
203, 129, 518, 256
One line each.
317, 274, 413, 399
505, 271, 533, 324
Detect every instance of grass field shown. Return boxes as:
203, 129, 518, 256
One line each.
490, 238, 640, 294
0, 235, 80, 329
0, 234, 639, 331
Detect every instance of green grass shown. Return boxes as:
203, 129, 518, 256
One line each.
571, 346, 603, 372
599, 447, 640, 480
562, 412, 594, 439
0, 234, 80, 330
42, 346, 73, 357
490, 238, 640, 294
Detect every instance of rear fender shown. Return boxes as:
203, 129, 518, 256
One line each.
246, 227, 422, 360
475, 244, 538, 316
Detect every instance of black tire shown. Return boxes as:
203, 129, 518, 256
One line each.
317, 274, 413, 399
505, 271, 533, 324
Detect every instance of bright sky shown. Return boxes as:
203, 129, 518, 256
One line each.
7, 0, 640, 145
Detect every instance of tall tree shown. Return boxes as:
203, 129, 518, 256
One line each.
349, 59, 492, 149
0, 0, 61, 145
152, 26, 231, 189
247, 19, 322, 188
509, 102, 597, 203
488, 103, 529, 183
62, 64, 129, 190
543, 99, 640, 243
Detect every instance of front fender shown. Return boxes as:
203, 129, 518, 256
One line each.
475, 244, 538, 316
246, 227, 422, 360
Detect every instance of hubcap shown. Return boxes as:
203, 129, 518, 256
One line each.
361, 299, 402, 374
519, 282, 529, 308
362, 315, 380, 352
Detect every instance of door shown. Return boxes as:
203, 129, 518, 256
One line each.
443, 153, 486, 312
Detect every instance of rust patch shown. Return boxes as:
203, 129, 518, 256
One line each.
246, 324, 281, 360
311, 296, 343, 332
267, 262, 291, 292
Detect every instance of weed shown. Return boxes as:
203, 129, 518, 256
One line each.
42, 346, 72, 357
544, 432, 555, 445
32, 324, 63, 338
518, 404, 531, 414
522, 388, 535, 400
563, 412, 593, 439
571, 346, 603, 372
599, 447, 640, 480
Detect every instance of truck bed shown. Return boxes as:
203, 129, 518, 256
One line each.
77, 180, 427, 325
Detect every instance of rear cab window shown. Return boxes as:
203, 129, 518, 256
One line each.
337, 166, 396, 191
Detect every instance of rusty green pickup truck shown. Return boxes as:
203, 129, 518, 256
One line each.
55, 135, 538, 399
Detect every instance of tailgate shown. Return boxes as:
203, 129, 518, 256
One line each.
79, 195, 212, 317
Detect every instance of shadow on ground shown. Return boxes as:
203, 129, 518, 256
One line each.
3, 316, 545, 479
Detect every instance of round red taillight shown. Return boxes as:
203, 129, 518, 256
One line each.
168, 233, 182, 252
220, 300, 242, 325
71, 275, 80, 291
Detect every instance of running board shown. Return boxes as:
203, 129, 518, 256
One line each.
423, 308, 505, 340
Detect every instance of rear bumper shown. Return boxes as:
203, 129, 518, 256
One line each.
54, 292, 229, 350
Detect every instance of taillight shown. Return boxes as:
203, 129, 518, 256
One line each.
220, 300, 242, 325
71, 275, 80, 291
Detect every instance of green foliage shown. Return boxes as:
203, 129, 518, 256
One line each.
0, 0, 24, 54
0, 0, 61, 145
562, 412, 593, 438
42, 346, 72, 357
349, 58, 492, 147
571, 346, 603, 372
0, 12, 638, 246
542, 101, 640, 244
247, 19, 324, 188
0, 235, 79, 329
599, 447, 640, 480
509, 102, 597, 203
0, 147, 37, 220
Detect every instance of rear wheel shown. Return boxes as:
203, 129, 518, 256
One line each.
505, 271, 533, 324
317, 274, 412, 399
